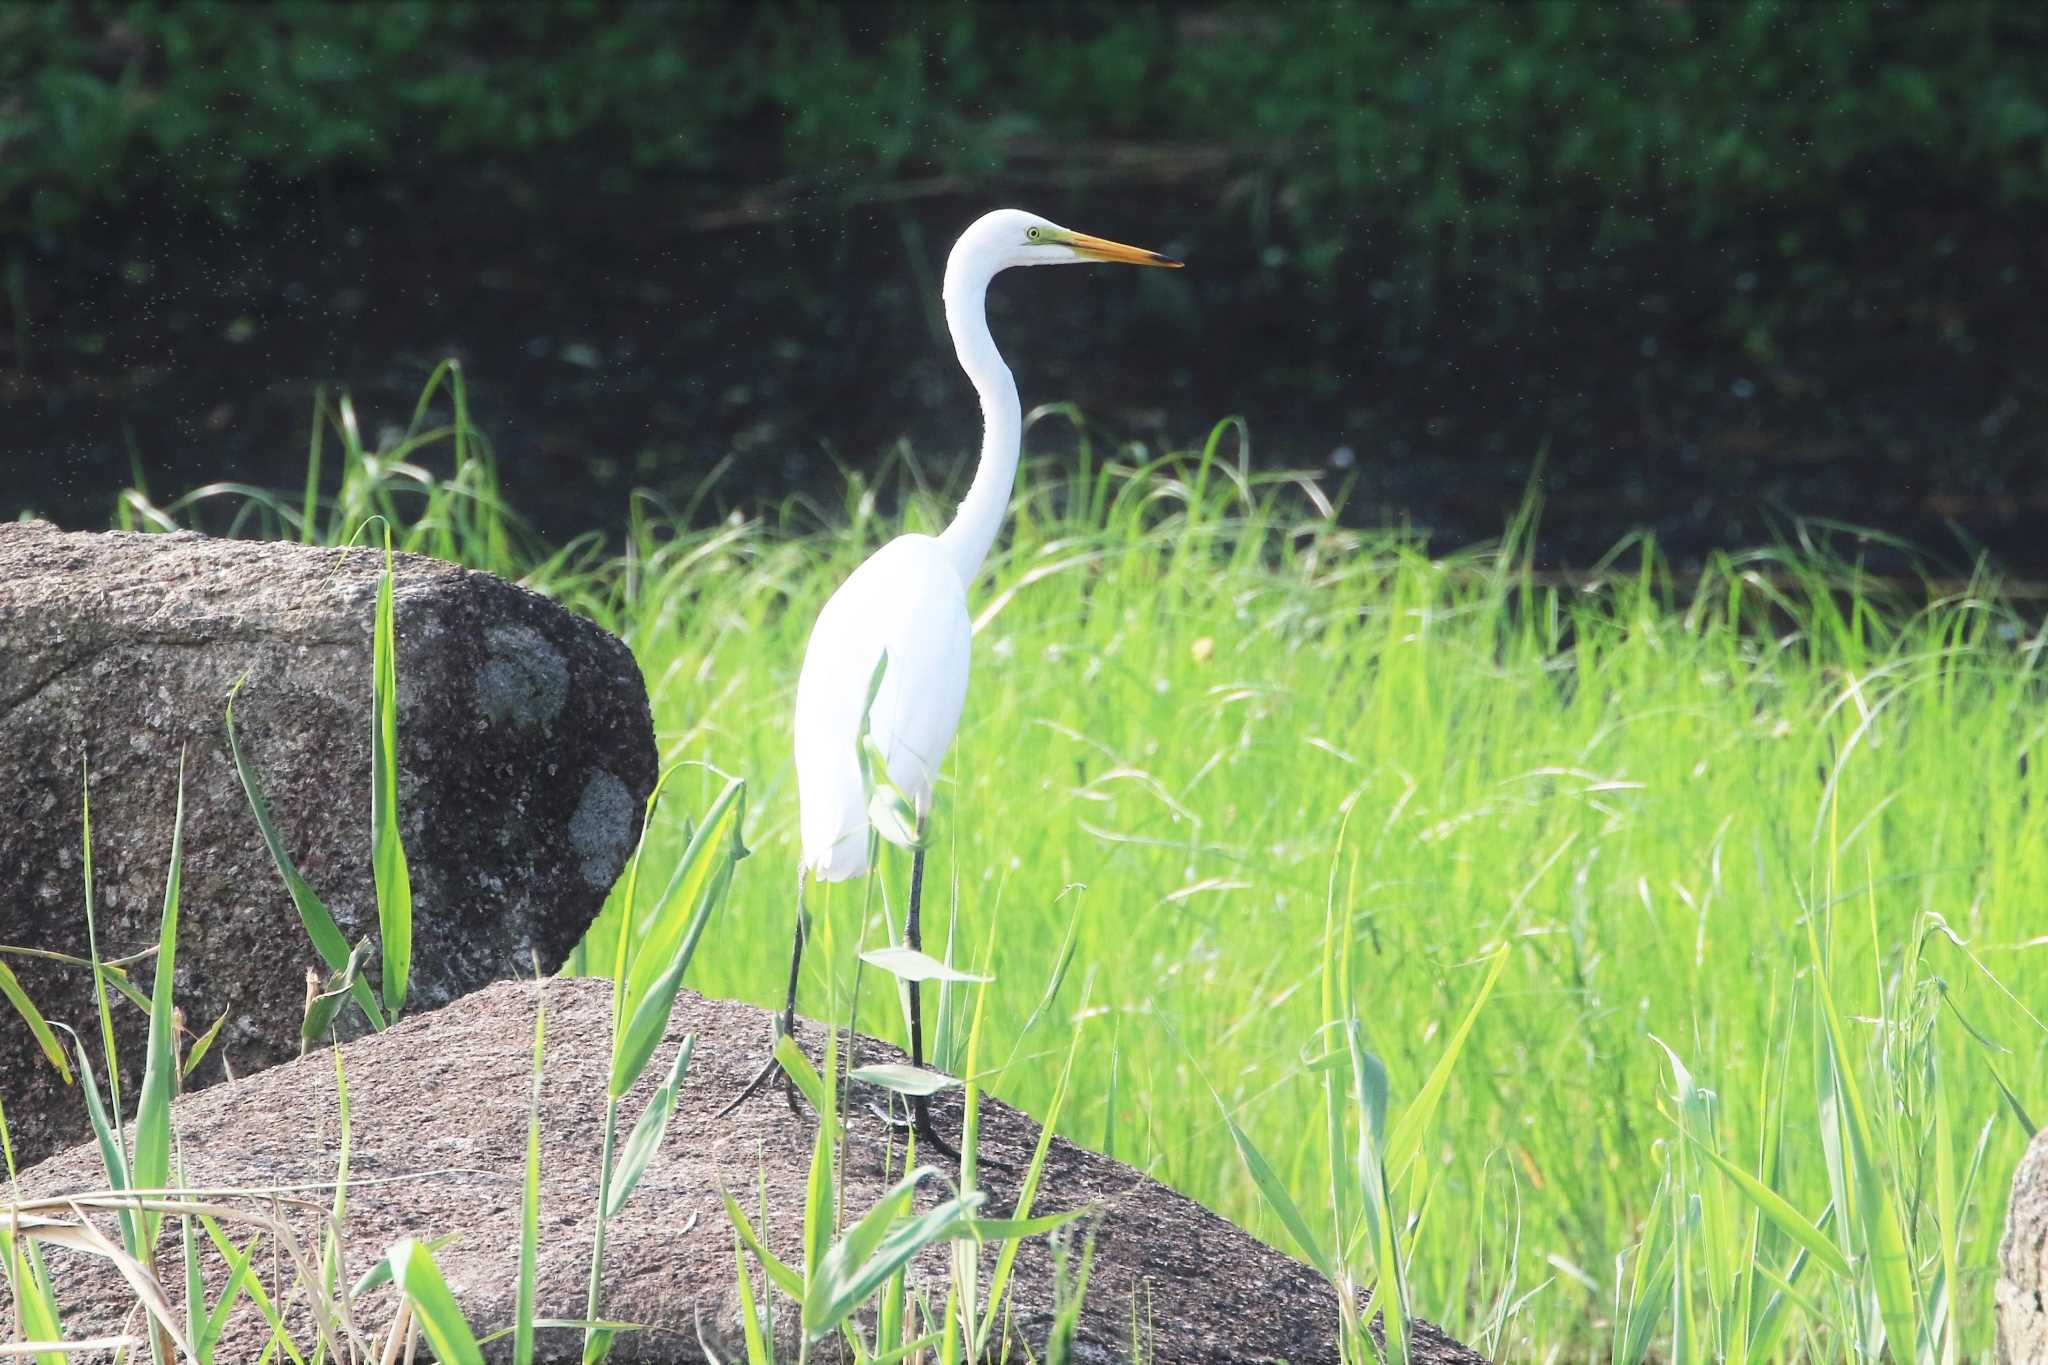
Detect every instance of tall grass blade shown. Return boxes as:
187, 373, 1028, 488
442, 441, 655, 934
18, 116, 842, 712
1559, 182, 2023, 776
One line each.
516, 981, 547, 1365
612, 777, 745, 1098
226, 680, 386, 1030
132, 749, 188, 1256
0, 961, 69, 1085
369, 534, 413, 1016
605, 1036, 696, 1216
388, 1238, 486, 1365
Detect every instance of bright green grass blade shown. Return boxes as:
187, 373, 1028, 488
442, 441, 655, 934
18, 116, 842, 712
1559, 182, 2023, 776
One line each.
722, 1189, 805, 1300
0, 1228, 67, 1365
56, 1032, 143, 1264
516, 983, 546, 1365
771, 1031, 836, 1125
388, 1238, 485, 1365
1677, 1126, 1852, 1278
1386, 939, 1510, 1185
1210, 1086, 1333, 1282
805, 1192, 986, 1341
301, 937, 375, 1051
1347, 1026, 1410, 1365
1988, 1062, 2037, 1138
1807, 925, 1922, 1359
202, 1216, 308, 1365
954, 1210, 1088, 1242
732, 1235, 773, 1364
800, 1027, 839, 1337
804, 1167, 931, 1329
179, 1150, 203, 1357
606, 1036, 696, 1216
198, 1225, 261, 1361
0, 960, 69, 1085
370, 537, 413, 1016
226, 679, 386, 1031
976, 1019, 1084, 1356
133, 748, 187, 1253
1, 1099, 66, 1365
80, 755, 129, 1152
612, 778, 744, 1098
1613, 1169, 1675, 1365
180, 1007, 229, 1080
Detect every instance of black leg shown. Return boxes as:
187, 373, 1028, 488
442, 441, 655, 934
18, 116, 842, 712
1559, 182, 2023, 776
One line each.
906, 846, 927, 1068
903, 847, 959, 1160
720, 870, 809, 1119
780, 870, 808, 1040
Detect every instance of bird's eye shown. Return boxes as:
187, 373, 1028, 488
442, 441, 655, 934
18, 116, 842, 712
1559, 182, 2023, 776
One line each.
1025, 226, 1042, 242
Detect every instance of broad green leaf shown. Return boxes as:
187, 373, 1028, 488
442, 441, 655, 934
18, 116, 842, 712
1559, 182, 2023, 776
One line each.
858, 946, 990, 985
773, 1031, 835, 1123
721, 1188, 805, 1300
805, 1192, 987, 1340
851, 1063, 961, 1097
952, 1209, 1088, 1242
0, 960, 70, 1085
388, 1238, 486, 1365
301, 937, 375, 1049
805, 1166, 932, 1328
606, 1036, 697, 1216
226, 679, 386, 1031
180, 1007, 229, 1079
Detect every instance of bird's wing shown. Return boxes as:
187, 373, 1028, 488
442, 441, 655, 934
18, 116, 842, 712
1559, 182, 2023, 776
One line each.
793, 535, 972, 880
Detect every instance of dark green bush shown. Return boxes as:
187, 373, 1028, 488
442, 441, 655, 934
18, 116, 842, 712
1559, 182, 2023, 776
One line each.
4, 1, 2044, 261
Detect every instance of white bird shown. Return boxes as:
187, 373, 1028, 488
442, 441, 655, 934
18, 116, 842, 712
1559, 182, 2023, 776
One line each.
728, 209, 1180, 1143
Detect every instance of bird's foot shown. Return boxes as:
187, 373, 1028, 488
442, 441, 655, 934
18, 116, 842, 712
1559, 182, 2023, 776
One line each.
866, 1092, 1012, 1169
718, 1027, 808, 1121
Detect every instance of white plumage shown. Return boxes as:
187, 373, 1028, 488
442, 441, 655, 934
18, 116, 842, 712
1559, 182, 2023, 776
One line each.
787, 208, 1176, 878
732, 208, 1178, 1136
794, 533, 971, 880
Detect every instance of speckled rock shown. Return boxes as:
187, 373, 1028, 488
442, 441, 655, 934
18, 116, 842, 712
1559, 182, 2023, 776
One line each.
0, 521, 656, 1165
1, 981, 1491, 1364
2000, 1127, 2048, 1363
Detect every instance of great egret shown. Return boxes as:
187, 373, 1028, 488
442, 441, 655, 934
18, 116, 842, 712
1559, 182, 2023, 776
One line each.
726, 208, 1181, 1147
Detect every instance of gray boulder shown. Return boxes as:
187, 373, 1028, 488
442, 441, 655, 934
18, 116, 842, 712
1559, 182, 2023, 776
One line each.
0, 522, 656, 1165
2001, 1126, 2048, 1363
2, 980, 1490, 1363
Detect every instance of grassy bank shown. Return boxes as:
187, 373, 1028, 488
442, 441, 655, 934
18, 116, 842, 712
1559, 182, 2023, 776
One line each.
117, 384, 2048, 1359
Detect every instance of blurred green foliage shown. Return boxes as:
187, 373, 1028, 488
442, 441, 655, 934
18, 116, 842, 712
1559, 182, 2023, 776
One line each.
4, 0, 2045, 262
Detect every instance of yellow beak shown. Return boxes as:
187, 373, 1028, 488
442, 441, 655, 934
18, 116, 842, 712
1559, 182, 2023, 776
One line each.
1065, 231, 1183, 268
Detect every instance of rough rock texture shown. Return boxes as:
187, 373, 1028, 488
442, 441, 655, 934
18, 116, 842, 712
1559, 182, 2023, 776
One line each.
0, 522, 656, 1165
4, 981, 1489, 1364
2001, 1126, 2048, 1364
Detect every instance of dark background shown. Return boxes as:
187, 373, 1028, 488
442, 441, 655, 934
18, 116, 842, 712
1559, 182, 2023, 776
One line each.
4, 1, 2044, 572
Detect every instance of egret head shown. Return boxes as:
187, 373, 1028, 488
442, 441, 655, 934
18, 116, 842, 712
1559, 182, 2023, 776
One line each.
947, 208, 1182, 288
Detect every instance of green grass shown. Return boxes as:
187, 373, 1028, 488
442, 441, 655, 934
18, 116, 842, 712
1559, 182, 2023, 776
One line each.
109, 384, 2048, 1360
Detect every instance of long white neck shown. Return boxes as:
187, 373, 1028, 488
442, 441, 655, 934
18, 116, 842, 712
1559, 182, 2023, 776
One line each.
934, 256, 1020, 586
